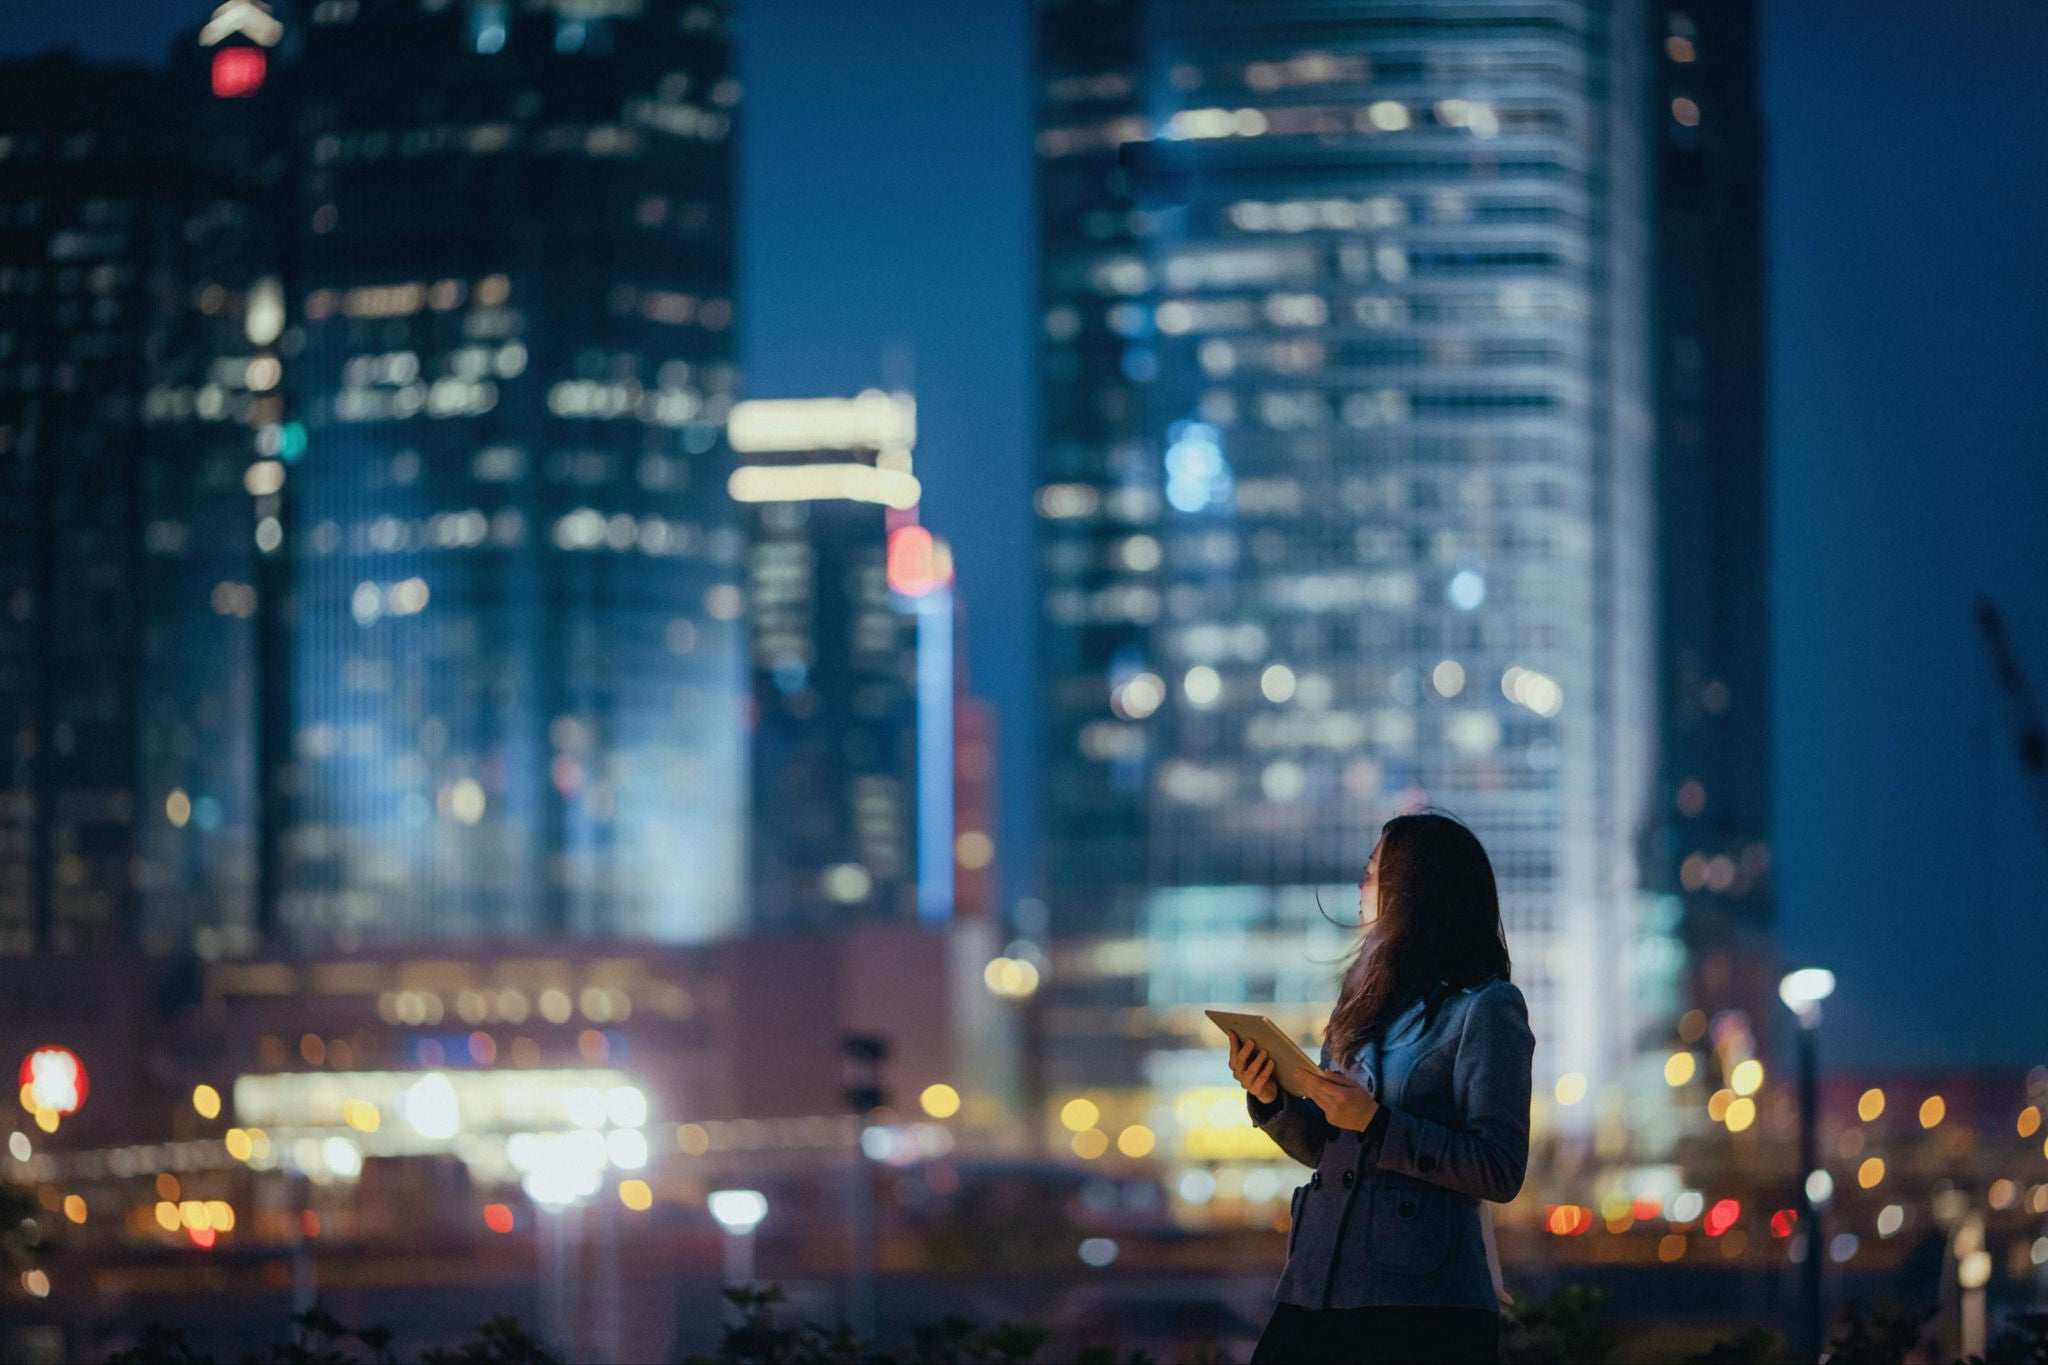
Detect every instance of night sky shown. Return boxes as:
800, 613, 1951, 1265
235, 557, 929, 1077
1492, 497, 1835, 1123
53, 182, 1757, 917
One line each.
10, 0, 2046, 1070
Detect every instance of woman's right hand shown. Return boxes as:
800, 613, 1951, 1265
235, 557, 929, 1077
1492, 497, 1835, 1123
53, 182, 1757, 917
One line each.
1227, 1031, 1280, 1105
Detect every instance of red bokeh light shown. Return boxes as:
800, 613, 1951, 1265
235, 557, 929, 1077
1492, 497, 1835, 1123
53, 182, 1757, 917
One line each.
187, 1226, 217, 1250
1631, 1197, 1663, 1222
1704, 1199, 1741, 1237
484, 1203, 515, 1234
19, 1045, 88, 1116
1544, 1204, 1591, 1236
1769, 1208, 1799, 1238
211, 47, 266, 99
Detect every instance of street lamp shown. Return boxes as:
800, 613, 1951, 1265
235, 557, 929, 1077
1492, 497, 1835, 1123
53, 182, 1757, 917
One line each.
1779, 967, 1835, 1360
708, 1188, 769, 1289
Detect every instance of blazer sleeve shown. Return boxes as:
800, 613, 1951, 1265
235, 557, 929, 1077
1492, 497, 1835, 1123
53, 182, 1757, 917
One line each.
1370, 980, 1533, 1202
1247, 1045, 1336, 1169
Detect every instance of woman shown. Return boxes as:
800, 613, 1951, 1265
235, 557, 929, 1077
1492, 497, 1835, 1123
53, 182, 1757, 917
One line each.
1227, 811, 1533, 1365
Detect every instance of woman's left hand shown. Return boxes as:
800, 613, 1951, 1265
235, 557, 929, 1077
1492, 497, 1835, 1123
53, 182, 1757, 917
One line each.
1296, 1067, 1380, 1132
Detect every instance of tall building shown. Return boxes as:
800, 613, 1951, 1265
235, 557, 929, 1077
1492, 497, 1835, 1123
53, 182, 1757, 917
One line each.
0, 54, 274, 956
278, 0, 747, 944
1644, 2, 1772, 1035
729, 392, 949, 931
1034, 0, 1664, 1140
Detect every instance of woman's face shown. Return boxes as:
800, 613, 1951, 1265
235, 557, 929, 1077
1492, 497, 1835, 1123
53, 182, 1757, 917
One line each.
1358, 839, 1383, 931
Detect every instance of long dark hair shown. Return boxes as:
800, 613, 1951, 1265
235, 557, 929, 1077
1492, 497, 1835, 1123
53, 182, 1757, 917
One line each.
1324, 811, 1511, 1067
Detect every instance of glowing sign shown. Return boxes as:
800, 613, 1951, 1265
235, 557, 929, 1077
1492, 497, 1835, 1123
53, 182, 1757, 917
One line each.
211, 47, 267, 98
199, 0, 284, 47
19, 1046, 88, 1117
728, 391, 915, 455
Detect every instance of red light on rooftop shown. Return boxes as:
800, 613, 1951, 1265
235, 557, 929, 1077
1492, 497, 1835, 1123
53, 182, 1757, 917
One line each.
484, 1203, 515, 1235
886, 525, 950, 598
1704, 1199, 1740, 1237
1769, 1208, 1798, 1239
211, 47, 266, 99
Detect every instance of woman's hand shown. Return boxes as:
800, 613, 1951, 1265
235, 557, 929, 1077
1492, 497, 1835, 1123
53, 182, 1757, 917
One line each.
1227, 1032, 1280, 1105
1296, 1067, 1380, 1132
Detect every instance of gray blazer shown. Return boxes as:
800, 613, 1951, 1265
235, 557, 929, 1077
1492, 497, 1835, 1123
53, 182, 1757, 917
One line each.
1250, 977, 1533, 1311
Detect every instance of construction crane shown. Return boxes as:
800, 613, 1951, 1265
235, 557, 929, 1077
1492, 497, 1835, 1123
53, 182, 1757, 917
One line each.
1974, 596, 2048, 857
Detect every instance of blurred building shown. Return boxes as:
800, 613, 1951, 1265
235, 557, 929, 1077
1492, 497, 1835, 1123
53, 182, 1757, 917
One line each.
731, 393, 994, 932
0, 915, 1025, 1359
275, 0, 748, 945
1034, 0, 1664, 1152
1642, 1, 1774, 1043
0, 51, 280, 958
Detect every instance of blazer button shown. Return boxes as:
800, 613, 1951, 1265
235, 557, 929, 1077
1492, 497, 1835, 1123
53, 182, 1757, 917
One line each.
1417, 1154, 1437, 1174
1341, 1169, 1355, 1189
1399, 1199, 1418, 1218
1311, 1171, 1322, 1189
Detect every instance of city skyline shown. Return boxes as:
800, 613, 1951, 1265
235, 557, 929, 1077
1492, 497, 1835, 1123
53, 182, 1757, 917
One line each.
5, 0, 2048, 1071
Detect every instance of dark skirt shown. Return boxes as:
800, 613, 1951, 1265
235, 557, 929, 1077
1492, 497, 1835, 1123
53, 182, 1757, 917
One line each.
1250, 1303, 1500, 1365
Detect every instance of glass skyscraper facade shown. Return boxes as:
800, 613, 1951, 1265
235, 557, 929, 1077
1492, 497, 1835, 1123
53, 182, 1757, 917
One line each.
1035, 0, 1663, 1145
278, 0, 746, 944
0, 56, 273, 956
1646, 0, 1772, 1034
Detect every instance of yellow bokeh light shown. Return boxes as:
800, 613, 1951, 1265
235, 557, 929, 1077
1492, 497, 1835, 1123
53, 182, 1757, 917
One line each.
1071, 1129, 1109, 1160
677, 1123, 710, 1155
1707, 1089, 1734, 1122
34, 1107, 58, 1133
2018, 1106, 2041, 1139
177, 1200, 208, 1231
1117, 1125, 1156, 1158
1919, 1096, 1945, 1129
919, 1084, 961, 1120
166, 789, 192, 828
1857, 1088, 1885, 1122
192, 1084, 221, 1120
342, 1100, 381, 1133
1554, 1072, 1587, 1106
1725, 1097, 1757, 1133
224, 1129, 253, 1162
63, 1194, 86, 1224
1858, 1157, 1885, 1189
619, 1179, 653, 1211
1060, 1098, 1101, 1132
205, 1200, 234, 1233
1729, 1060, 1764, 1096
1664, 1053, 1696, 1087
156, 1173, 180, 1201
153, 1201, 180, 1233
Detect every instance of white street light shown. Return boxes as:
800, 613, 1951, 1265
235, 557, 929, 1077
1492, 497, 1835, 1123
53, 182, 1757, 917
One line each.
1778, 968, 1836, 1022
1780, 965, 1837, 1360
708, 1188, 768, 1289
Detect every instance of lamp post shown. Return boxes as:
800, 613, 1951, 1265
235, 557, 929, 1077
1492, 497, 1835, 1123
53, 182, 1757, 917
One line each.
708, 1188, 768, 1291
1779, 967, 1835, 1361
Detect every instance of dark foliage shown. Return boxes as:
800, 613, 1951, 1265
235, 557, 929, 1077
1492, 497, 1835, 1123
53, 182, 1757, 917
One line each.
1681, 1327, 1794, 1365
1825, 1300, 1934, 1365
1500, 1286, 1621, 1365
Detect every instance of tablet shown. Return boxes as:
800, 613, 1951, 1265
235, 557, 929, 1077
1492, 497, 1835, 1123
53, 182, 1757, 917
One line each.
1205, 1009, 1324, 1098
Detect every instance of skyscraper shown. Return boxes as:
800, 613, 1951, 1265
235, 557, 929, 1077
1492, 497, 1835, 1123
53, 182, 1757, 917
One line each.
730, 392, 926, 930
0, 54, 274, 956
1645, 1, 1772, 1035
278, 0, 747, 944
1034, 0, 1663, 1132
